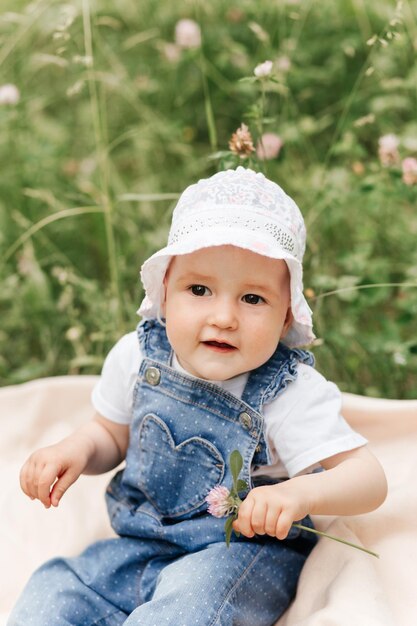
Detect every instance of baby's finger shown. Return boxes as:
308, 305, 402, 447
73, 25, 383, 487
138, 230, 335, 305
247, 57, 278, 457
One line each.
264, 506, 281, 537
250, 500, 268, 535
234, 497, 255, 537
20, 460, 40, 501
19, 463, 32, 499
50, 468, 79, 507
275, 511, 293, 540
36, 465, 58, 507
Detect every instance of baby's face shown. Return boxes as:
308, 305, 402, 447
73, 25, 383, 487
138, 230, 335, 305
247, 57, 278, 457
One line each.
162, 245, 293, 381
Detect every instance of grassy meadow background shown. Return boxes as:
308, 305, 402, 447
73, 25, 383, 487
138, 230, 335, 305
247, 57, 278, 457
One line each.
0, 0, 416, 397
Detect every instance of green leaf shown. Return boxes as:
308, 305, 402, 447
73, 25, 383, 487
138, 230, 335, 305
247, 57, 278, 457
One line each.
236, 479, 248, 493
224, 516, 235, 548
230, 450, 243, 489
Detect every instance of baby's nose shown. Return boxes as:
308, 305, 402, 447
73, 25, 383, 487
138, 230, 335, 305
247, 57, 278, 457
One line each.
208, 299, 238, 329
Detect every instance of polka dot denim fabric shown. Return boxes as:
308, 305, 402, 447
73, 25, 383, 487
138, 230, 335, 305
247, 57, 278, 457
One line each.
8, 320, 316, 626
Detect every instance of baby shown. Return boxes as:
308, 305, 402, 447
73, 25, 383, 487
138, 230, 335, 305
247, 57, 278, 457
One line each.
10, 167, 387, 626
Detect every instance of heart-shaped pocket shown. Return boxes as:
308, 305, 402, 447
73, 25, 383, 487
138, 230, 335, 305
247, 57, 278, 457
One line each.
137, 414, 225, 518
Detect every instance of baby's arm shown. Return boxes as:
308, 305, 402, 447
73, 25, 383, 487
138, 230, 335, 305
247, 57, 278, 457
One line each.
234, 445, 387, 540
20, 413, 129, 509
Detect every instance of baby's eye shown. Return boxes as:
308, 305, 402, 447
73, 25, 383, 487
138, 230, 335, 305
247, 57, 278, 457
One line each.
189, 284, 211, 296
242, 294, 265, 305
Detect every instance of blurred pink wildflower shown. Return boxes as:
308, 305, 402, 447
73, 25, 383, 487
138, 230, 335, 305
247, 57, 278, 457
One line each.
256, 133, 283, 160
0, 83, 20, 105
254, 60, 273, 78
175, 19, 201, 49
205, 486, 236, 518
352, 161, 365, 176
378, 133, 400, 167
229, 123, 255, 158
276, 56, 291, 72
162, 43, 181, 63
402, 157, 417, 186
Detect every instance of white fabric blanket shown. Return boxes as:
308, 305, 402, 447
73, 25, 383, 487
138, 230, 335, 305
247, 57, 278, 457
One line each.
1, 376, 416, 625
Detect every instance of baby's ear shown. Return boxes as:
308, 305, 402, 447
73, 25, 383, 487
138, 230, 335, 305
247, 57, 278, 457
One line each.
160, 291, 166, 317
160, 275, 168, 316
281, 307, 294, 338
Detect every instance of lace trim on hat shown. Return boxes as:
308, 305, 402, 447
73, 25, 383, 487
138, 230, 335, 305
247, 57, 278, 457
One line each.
169, 213, 297, 256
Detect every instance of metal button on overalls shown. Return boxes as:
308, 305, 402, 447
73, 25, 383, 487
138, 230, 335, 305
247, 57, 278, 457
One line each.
145, 366, 161, 386
239, 411, 252, 429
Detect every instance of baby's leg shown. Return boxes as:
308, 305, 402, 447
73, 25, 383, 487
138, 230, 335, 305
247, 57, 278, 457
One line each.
7, 556, 126, 626
123, 536, 313, 626
7, 535, 177, 626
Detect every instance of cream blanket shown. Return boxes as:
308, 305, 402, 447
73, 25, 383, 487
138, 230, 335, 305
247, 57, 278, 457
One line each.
1, 376, 416, 625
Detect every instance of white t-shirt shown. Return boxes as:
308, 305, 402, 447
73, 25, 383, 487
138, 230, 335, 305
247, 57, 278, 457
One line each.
92, 332, 367, 478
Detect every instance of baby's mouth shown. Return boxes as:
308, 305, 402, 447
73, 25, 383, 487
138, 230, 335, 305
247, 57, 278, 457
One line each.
203, 340, 237, 352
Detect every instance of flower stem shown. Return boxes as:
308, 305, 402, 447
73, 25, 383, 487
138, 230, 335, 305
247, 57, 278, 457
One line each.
311, 282, 417, 301
82, 0, 122, 329
293, 523, 379, 558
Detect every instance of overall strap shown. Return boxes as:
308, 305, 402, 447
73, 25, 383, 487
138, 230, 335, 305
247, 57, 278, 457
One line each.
137, 319, 172, 364
242, 343, 314, 467
241, 343, 315, 413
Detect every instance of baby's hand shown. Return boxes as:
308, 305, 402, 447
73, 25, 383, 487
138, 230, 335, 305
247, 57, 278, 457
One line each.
20, 438, 90, 509
233, 480, 310, 540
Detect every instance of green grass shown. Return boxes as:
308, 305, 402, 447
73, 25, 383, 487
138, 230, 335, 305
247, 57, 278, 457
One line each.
0, 0, 416, 397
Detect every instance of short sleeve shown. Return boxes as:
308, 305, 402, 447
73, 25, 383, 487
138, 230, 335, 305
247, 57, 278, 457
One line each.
91, 331, 141, 424
263, 364, 368, 477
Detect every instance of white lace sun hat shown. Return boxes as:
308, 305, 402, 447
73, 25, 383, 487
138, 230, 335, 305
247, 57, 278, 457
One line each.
138, 166, 315, 347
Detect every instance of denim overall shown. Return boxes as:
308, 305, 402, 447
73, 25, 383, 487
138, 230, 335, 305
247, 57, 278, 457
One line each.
9, 320, 317, 626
